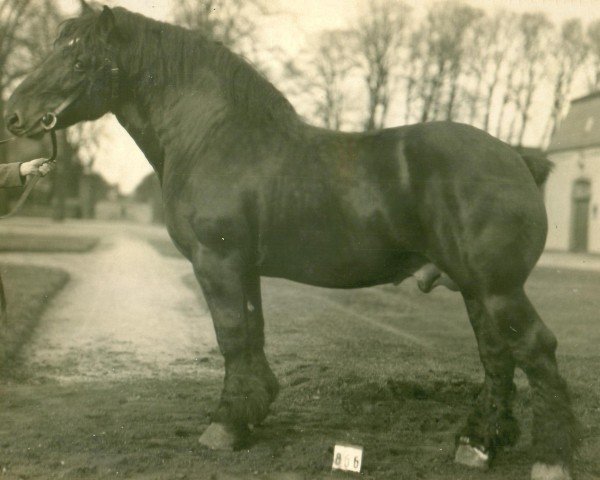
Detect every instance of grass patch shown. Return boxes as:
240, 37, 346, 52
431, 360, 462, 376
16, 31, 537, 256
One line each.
1, 265, 599, 479
178, 266, 600, 479
0, 263, 69, 368
147, 238, 184, 259
0, 233, 99, 253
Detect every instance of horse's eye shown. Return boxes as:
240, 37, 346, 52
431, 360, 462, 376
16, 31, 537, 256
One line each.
74, 60, 86, 72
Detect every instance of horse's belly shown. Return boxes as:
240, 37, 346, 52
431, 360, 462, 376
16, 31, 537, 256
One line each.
259, 238, 425, 289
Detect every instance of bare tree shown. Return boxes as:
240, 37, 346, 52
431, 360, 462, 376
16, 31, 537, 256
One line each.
495, 48, 522, 140
509, 12, 553, 146
0, 1, 33, 91
0, 0, 34, 214
18, 0, 62, 64
402, 29, 428, 124
417, 1, 482, 122
464, 10, 517, 131
67, 123, 102, 174
442, 4, 483, 121
283, 30, 355, 130
172, 0, 271, 62
587, 20, 600, 90
354, 0, 411, 131
542, 19, 588, 147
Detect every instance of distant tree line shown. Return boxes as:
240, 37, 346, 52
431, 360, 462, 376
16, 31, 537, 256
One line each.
2, 0, 596, 213
172, 0, 599, 148
285, 0, 600, 148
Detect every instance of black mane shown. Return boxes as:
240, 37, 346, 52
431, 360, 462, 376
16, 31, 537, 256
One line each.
58, 7, 299, 127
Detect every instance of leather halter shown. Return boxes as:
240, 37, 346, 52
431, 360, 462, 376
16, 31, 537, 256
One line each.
0, 57, 120, 219
38, 56, 120, 131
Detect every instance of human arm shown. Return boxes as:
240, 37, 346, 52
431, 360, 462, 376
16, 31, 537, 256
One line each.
0, 163, 25, 187
19, 158, 55, 178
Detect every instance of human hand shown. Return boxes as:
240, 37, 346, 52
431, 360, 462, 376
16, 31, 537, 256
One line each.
19, 158, 55, 177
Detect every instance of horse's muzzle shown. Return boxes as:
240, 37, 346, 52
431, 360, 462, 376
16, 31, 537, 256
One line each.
4, 111, 27, 136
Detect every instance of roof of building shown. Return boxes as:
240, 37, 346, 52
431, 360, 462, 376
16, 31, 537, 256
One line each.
548, 91, 600, 153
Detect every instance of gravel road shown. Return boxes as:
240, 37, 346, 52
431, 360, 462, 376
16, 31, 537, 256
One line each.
0, 221, 217, 381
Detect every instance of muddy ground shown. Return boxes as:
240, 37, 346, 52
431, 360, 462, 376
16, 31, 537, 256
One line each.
1, 227, 599, 480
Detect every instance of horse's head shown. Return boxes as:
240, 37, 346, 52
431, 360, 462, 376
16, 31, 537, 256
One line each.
5, 3, 121, 136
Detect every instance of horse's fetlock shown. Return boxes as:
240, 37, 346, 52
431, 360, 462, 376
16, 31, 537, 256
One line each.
217, 349, 278, 426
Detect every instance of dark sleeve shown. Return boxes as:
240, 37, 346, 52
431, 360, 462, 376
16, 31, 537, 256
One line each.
0, 163, 24, 188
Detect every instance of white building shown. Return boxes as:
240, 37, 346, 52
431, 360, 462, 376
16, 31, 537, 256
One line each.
546, 92, 600, 253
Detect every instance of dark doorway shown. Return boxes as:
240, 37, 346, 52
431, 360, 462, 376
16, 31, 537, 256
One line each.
571, 178, 591, 252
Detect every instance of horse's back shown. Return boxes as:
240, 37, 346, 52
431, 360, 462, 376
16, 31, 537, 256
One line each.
253, 121, 547, 291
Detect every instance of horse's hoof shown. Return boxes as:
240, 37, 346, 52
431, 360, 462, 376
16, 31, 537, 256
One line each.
199, 423, 237, 450
454, 437, 490, 470
531, 463, 572, 480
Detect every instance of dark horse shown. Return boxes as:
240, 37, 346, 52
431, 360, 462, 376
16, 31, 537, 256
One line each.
5, 4, 578, 479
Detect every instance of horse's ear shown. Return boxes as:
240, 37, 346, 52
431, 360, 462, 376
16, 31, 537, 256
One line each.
98, 6, 116, 38
79, 0, 94, 15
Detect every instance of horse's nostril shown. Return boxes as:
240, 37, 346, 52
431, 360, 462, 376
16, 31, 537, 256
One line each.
6, 112, 21, 129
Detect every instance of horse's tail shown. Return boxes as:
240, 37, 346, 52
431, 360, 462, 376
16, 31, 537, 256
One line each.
520, 153, 553, 187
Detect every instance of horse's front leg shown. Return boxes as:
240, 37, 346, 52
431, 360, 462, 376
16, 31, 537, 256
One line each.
193, 245, 279, 450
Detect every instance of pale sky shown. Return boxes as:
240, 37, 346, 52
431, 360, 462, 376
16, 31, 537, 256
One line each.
57, 0, 600, 194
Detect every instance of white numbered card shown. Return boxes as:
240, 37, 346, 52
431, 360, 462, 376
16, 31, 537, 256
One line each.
331, 443, 363, 473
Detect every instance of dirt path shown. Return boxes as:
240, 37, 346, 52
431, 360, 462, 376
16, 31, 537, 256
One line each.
538, 250, 600, 271
0, 226, 217, 381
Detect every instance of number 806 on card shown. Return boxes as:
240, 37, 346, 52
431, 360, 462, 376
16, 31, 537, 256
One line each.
332, 443, 363, 473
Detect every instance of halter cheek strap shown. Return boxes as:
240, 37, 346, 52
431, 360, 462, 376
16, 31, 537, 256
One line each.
41, 57, 120, 130
40, 90, 82, 130
109, 59, 120, 107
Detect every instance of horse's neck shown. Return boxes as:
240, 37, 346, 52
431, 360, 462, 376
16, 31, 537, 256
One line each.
122, 59, 232, 153
114, 41, 300, 175
114, 101, 165, 180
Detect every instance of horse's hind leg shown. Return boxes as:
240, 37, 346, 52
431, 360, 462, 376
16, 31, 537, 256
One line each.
455, 294, 520, 469
483, 290, 579, 480
192, 246, 278, 450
